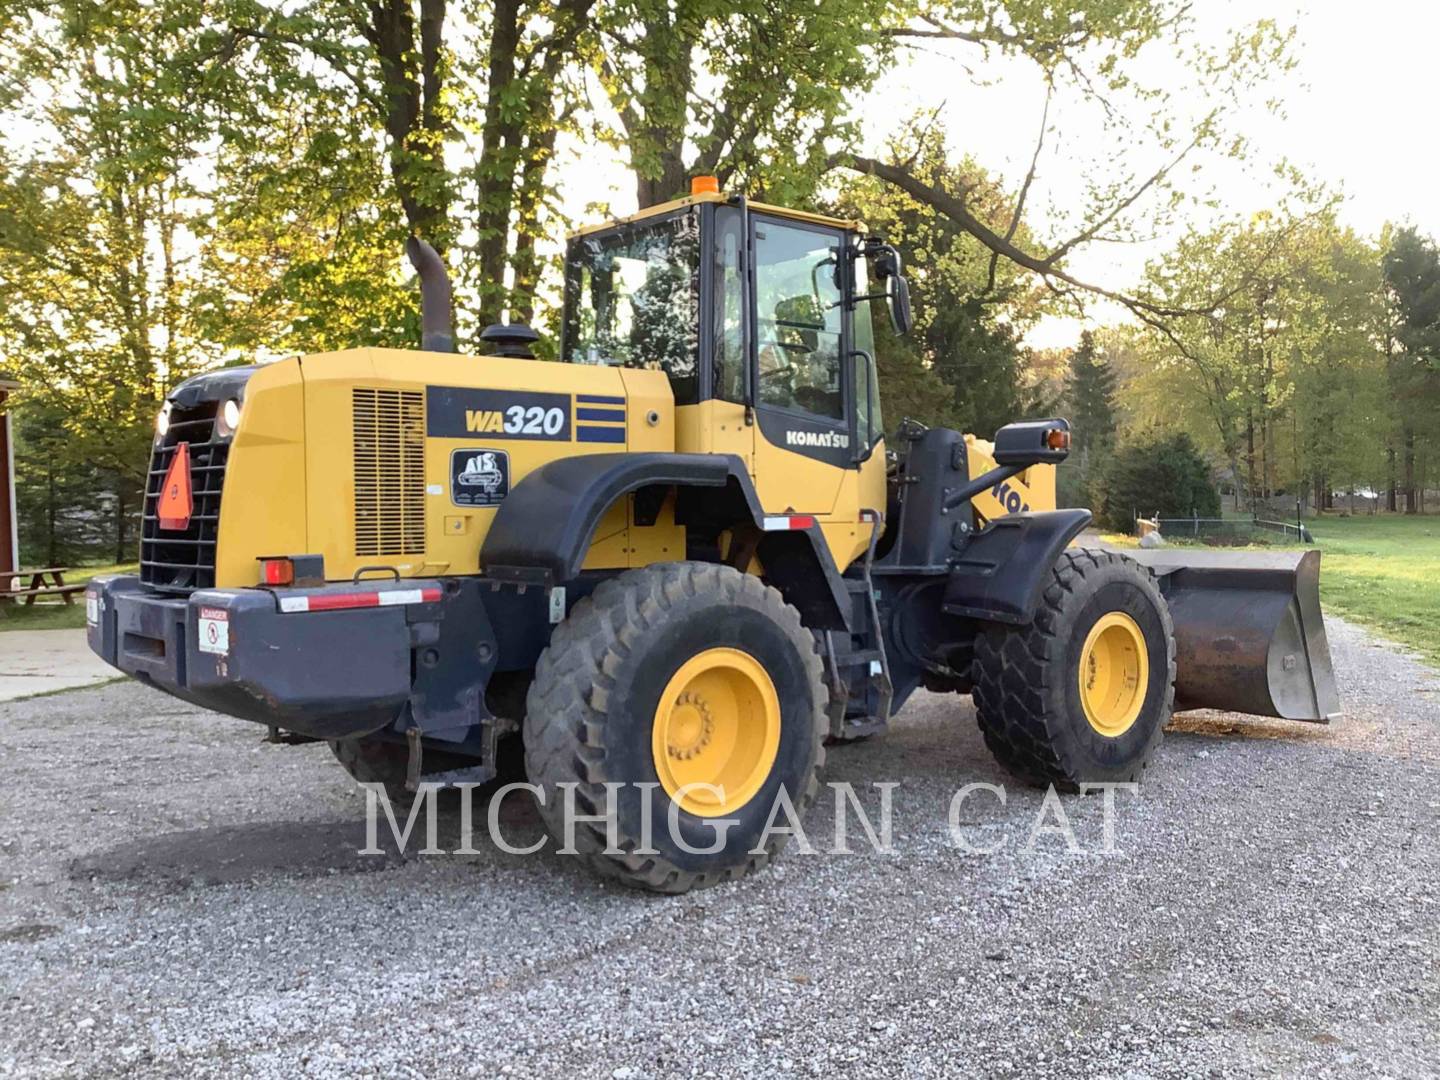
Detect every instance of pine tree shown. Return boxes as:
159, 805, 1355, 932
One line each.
1059, 331, 1119, 506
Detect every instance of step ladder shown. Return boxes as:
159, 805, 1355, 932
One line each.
823, 522, 894, 740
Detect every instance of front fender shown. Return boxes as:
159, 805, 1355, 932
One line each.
941, 509, 1093, 625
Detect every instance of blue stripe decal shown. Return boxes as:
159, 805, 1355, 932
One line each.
577, 394, 625, 405
577, 407, 626, 422
577, 427, 626, 444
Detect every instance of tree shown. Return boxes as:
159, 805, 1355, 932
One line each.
204, 0, 599, 336
1065, 332, 1117, 454
465, 0, 596, 326
832, 3, 1297, 332
1091, 432, 1220, 533
1059, 331, 1118, 506
595, 0, 893, 209
1381, 227, 1440, 513
833, 119, 1050, 435
0, 0, 224, 560
1121, 206, 1401, 516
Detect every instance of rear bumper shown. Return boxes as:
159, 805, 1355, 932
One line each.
85, 575, 446, 739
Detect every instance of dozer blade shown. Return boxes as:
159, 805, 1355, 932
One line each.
1123, 549, 1340, 722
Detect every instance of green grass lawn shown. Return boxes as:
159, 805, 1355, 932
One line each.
1304, 515, 1440, 665
0, 563, 138, 632
1103, 515, 1440, 666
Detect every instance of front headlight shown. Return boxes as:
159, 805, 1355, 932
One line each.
216, 398, 242, 438
156, 401, 172, 438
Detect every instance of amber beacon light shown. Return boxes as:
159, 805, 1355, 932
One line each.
690, 175, 720, 195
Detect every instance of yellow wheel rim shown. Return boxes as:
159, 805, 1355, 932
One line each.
652, 647, 781, 817
1078, 612, 1150, 737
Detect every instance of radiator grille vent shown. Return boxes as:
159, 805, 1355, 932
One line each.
352, 388, 426, 557
140, 402, 226, 593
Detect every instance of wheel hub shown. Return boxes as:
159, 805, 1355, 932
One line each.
1078, 611, 1150, 738
666, 692, 715, 760
651, 647, 781, 817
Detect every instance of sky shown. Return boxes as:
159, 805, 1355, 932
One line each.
557, 1, 1440, 348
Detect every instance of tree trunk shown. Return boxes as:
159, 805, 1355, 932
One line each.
1403, 425, 1417, 514
1245, 412, 1257, 514
510, 120, 562, 326
633, 31, 694, 209
636, 148, 690, 209
364, 0, 452, 249
114, 484, 127, 565
46, 465, 57, 567
473, 0, 523, 329
1386, 446, 1397, 512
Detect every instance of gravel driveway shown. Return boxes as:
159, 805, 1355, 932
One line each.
1, 615, 1437, 1078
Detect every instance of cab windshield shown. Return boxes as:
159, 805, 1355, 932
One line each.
561, 209, 701, 403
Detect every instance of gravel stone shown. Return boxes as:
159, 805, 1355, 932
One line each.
0, 615, 1436, 1077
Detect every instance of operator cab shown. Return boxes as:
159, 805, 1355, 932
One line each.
559, 181, 910, 468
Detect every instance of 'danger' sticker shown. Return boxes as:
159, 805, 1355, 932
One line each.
198, 608, 230, 656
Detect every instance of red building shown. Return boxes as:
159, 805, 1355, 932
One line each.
0, 378, 17, 578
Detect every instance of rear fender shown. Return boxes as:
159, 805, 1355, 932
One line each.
480, 452, 850, 630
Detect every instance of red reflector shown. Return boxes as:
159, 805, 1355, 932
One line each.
788, 514, 816, 530
158, 443, 193, 531
1046, 428, 1071, 451
277, 587, 443, 613
306, 591, 381, 611
261, 559, 295, 586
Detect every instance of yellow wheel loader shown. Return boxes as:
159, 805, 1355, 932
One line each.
86, 180, 1338, 892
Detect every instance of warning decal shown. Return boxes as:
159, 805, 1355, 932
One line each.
198, 607, 230, 656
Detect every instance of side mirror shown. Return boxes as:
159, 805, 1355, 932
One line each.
888, 273, 913, 336
862, 238, 913, 336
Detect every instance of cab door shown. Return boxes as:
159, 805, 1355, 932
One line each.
746, 213, 851, 515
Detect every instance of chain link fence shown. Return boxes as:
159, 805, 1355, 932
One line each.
1137, 513, 1313, 545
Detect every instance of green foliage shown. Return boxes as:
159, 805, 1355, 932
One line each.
597, 0, 895, 207
1125, 204, 1402, 509
1383, 227, 1440, 368
1065, 332, 1118, 456
833, 119, 1051, 436
11, 402, 133, 567
1057, 331, 1118, 507
1092, 431, 1220, 532
0, 0, 1384, 567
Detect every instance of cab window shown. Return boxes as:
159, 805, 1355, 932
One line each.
714, 209, 746, 403
852, 252, 885, 447
562, 209, 700, 404
753, 219, 844, 420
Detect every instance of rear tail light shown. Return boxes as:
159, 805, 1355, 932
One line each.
260, 558, 295, 586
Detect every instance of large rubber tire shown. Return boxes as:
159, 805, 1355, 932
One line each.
971, 549, 1176, 791
525, 562, 827, 893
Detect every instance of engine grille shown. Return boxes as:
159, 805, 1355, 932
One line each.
140, 402, 227, 593
352, 388, 426, 557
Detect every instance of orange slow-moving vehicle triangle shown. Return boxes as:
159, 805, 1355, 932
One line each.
158, 442, 193, 531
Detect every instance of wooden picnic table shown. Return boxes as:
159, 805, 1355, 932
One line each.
0, 567, 85, 606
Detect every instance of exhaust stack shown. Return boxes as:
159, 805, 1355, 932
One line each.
405, 236, 454, 352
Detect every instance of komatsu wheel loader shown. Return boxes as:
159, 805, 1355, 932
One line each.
87, 179, 1338, 892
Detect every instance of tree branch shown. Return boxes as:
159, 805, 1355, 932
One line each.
834, 151, 1209, 322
